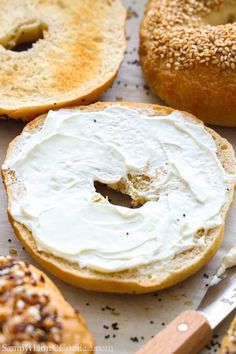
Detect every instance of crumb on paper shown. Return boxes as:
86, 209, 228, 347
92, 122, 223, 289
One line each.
127, 7, 138, 20
9, 248, 17, 255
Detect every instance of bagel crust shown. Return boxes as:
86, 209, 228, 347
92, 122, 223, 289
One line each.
140, 0, 236, 126
0, 0, 126, 121
0, 257, 94, 354
2, 102, 236, 294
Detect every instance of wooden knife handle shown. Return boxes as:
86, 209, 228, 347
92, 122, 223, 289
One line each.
136, 310, 212, 354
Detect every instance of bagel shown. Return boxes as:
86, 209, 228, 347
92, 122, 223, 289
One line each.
2, 102, 236, 294
0, 256, 94, 354
140, 0, 236, 127
0, 0, 126, 121
220, 316, 236, 354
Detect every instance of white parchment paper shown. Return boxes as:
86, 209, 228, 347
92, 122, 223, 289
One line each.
0, 1, 235, 353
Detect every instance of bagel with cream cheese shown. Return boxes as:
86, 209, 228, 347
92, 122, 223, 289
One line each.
140, 0, 236, 126
0, 256, 94, 354
220, 316, 236, 354
2, 102, 236, 294
0, 0, 125, 121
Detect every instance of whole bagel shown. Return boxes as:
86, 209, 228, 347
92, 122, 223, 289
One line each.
0, 0, 126, 121
140, 0, 236, 126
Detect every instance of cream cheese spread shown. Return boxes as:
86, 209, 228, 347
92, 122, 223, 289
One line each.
217, 244, 236, 277
3, 106, 233, 273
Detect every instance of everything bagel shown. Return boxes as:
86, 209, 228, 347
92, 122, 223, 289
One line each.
0, 256, 94, 353
140, 0, 236, 126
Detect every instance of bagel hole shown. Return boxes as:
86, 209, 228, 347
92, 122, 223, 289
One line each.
226, 14, 236, 24
1, 21, 48, 52
94, 181, 142, 209
11, 38, 42, 52
204, 7, 236, 25
208, 13, 236, 25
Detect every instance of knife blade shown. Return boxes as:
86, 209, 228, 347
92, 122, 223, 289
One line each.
136, 267, 236, 354
198, 267, 236, 329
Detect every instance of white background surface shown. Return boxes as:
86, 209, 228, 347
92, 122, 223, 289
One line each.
0, 0, 235, 353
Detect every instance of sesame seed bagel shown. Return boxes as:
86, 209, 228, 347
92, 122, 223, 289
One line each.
140, 0, 236, 126
2, 102, 236, 294
0, 0, 125, 121
0, 257, 94, 354
220, 316, 236, 354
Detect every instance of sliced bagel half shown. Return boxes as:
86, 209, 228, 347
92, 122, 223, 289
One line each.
2, 102, 236, 294
0, 0, 126, 121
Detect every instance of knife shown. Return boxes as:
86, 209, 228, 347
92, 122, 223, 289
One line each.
136, 267, 236, 354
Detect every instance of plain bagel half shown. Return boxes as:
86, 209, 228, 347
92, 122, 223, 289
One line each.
2, 102, 236, 294
0, 0, 126, 121
140, 0, 236, 126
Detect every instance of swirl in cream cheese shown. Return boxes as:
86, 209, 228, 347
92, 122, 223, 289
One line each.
4, 106, 232, 273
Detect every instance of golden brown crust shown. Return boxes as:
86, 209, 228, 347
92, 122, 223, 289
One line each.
140, 0, 236, 126
0, 0, 126, 121
2, 102, 236, 294
220, 316, 236, 354
0, 257, 94, 354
